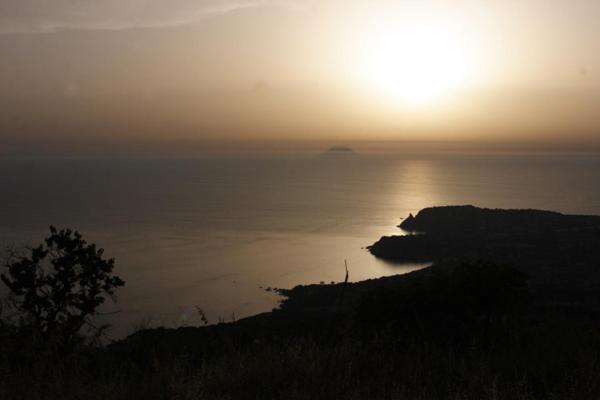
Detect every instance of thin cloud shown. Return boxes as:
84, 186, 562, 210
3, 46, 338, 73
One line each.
0, 0, 306, 34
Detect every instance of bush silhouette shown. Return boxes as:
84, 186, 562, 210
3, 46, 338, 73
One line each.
1, 226, 124, 350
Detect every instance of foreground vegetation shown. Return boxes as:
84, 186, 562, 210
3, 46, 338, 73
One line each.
3, 261, 600, 399
3, 207, 600, 399
3, 320, 600, 399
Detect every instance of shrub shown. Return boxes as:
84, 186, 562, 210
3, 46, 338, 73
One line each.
1, 226, 125, 351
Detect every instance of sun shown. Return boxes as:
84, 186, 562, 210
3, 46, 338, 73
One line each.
362, 24, 473, 106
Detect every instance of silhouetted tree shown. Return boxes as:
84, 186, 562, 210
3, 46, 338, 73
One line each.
1, 226, 124, 350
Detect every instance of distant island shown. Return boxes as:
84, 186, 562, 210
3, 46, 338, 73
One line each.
321, 146, 357, 156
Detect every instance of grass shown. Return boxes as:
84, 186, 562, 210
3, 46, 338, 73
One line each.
3, 261, 600, 399
3, 308, 600, 399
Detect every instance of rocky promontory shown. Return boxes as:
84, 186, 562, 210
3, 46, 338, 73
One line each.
369, 205, 600, 296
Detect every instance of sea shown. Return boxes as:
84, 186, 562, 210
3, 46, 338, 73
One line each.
1, 152, 599, 338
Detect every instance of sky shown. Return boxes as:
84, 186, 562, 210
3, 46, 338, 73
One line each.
1, 0, 600, 155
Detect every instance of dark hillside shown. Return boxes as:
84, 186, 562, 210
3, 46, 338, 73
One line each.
370, 206, 600, 306
4, 206, 600, 399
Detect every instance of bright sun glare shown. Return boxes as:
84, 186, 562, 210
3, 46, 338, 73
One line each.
363, 24, 472, 106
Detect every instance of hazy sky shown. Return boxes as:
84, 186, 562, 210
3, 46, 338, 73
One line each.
1, 0, 600, 154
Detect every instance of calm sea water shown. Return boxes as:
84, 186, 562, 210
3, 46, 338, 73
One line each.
1, 153, 600, 337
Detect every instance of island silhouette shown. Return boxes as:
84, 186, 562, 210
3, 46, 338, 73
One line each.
320, 146, 357, 156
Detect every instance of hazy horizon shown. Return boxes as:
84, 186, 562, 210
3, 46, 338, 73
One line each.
3, 138, 600, 159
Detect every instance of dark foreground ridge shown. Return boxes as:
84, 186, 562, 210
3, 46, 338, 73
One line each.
5, 205, 600, 399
